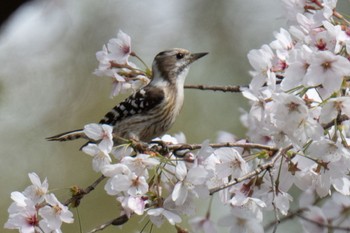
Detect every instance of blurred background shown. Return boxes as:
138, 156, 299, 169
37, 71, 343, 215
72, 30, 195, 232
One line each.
1, 1, 349, 232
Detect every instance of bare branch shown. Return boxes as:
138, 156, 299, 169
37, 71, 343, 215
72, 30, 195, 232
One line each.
184, 84, 244, 92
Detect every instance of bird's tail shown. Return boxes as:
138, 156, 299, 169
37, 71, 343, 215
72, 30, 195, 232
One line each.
46, 129, 86, 141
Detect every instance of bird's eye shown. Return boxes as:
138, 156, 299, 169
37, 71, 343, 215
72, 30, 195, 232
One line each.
176, 53, 184, 59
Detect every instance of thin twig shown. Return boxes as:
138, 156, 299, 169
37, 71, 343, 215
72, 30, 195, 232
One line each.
166, 142, 279, 152
184, 84, 244, 92
64, 175, 106, 207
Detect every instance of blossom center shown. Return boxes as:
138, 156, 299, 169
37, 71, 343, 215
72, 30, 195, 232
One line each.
122, 45, 131, 55
53, 204, 62, 215
316, 38, 327, 50
132, 176, 140, 187
334, 101, 344, 112
321, 61, 332, 71
26, 214, 39, 226
286, 101, 300, 113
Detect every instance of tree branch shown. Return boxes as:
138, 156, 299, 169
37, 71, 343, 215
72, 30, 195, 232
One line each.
321, 114, 349, 130
184, 84, 244, 92
165, 142, 278, 152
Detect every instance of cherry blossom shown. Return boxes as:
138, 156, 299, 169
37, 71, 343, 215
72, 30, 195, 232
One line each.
147, 198, 182, 227
23, 172, 48, 204
213, 147, 248, 179
304, 51, 350, 98
247, 45, 276, 91
171, 160, 209, 206
4, 192, 39, 233
38, 194, 74, 231
93, 44, 114, 77
82, 143, 112, 172
121, 153, 159, 177
107, 30, 131, 65
83, 123, 113, 151
102, 163, 132, 195
219, 200, 265, 233
319, 97, 350, 124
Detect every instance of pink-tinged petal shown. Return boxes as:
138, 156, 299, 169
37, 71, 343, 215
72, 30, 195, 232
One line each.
128, 196, 146, 215
107, 30, 131, 64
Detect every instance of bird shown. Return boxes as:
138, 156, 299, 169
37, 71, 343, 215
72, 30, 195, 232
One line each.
47, 48, 208, 146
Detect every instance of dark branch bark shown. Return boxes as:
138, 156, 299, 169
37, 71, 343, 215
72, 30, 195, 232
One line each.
184, 84, 244, 92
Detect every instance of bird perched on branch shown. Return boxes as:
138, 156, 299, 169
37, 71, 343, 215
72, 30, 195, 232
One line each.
47, 48, 208, 145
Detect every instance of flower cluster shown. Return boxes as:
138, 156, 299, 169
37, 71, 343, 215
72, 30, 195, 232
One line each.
79, 126, 255, 232
93, 30, 150, 97
75, 121, 276, 233
5, 173, 73, 233
240, 0, 350, 231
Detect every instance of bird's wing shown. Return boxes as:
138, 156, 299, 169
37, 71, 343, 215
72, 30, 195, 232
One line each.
99, 86, 165, 126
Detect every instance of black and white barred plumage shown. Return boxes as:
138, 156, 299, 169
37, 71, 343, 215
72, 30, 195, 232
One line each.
47, 48, 207, 144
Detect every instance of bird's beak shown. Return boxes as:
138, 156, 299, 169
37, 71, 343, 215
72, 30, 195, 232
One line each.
190, 52, 208, 63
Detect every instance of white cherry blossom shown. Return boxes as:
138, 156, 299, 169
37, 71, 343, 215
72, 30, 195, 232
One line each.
38, 194, 74, 231
82, 143, 112, 172
171, 161, 209, 206
83, 123, 114, 151
23, 172, 48, 204
107, 30, 131, 65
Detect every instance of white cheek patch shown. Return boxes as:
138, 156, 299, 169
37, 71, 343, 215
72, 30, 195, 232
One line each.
177, 59, 188, 67
176, 67, 189, 88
